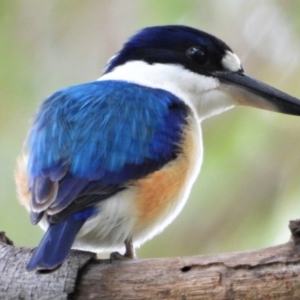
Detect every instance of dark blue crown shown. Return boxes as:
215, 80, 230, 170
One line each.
104, 25, 233, 74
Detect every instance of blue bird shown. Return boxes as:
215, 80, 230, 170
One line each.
15, 25, 300, 271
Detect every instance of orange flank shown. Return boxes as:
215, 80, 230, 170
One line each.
134, 119, 199, 232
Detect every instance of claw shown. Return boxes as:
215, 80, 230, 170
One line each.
110, 238, 136, 262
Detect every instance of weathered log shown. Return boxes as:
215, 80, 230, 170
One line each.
1, 221, 300, 299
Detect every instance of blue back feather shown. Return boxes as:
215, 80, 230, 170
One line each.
28, 81, 187, 185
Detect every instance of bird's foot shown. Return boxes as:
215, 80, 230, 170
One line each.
110, 251, 132, 261
110, 238, 136, 262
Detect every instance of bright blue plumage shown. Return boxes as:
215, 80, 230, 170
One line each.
26, 80, 187, 270
28, 80, 187, 184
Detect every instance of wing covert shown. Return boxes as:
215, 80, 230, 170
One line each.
27, 80, 188, 221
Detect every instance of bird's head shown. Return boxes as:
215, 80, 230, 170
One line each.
101, 25, 300, 120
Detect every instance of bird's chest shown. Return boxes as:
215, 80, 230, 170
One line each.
75, 116, 202, 250
131, 116, 202, 241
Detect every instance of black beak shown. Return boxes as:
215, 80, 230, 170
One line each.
213, 71, 300, 116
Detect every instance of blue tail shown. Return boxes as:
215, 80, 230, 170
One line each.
26, 217, 85, 272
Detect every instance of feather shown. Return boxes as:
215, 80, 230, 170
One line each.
28, 81, 187, 183
28, 80, 188, 219
26, 206, 96, 271
32, 176, 58, 211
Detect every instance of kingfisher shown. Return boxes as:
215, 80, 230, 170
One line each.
15, 25, 300, 272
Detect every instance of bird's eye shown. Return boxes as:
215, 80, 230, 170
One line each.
186, 46, 207, 65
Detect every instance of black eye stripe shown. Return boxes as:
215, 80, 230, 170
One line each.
186, 46, 208, 65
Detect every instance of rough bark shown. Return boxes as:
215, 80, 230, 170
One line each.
0, 232, 95, 300
1, 221, 300, 300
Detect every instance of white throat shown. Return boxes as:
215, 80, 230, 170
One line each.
99, 61, 236, 120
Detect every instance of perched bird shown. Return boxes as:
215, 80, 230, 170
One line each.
16, 25, 300, 272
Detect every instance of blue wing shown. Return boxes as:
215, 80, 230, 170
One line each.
26, 80, 188, 270
28, 80, 188, 217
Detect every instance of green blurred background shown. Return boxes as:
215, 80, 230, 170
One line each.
2, 0, 300, 259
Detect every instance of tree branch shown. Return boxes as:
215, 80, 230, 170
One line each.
1, 221, 300, 299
